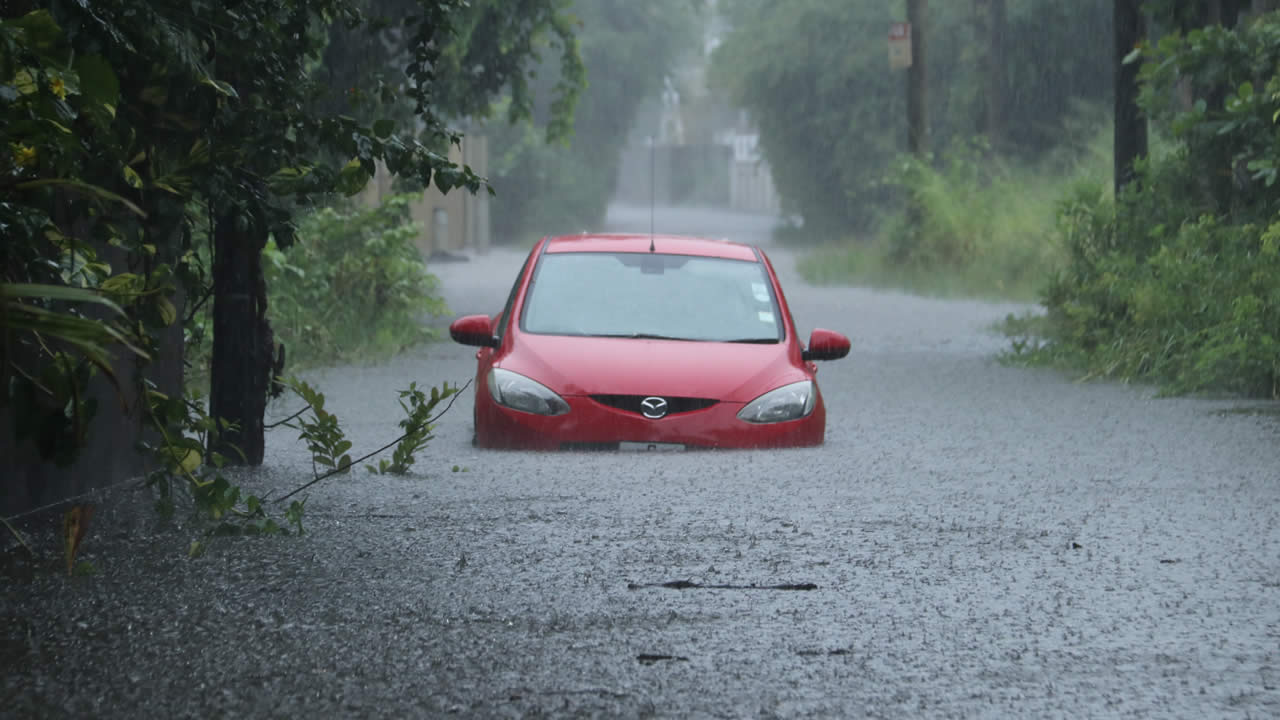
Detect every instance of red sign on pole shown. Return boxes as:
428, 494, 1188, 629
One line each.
889, 22, 912, 70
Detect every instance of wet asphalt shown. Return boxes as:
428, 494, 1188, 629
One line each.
3, 205, 1280, 718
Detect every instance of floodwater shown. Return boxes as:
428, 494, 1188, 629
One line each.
3, 205, 1279, 717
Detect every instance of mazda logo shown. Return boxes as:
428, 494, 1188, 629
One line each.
640, 396, 669, 419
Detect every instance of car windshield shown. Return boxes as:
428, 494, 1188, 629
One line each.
521, 252, 783, 342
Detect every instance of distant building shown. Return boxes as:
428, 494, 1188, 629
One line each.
614, 1, 779, 215
359, 136, 491, 258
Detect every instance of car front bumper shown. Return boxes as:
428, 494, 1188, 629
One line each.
474, 393, 825, 450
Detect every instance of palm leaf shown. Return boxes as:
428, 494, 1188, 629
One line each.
13, 178, 147, 218
1, 283, 128, 316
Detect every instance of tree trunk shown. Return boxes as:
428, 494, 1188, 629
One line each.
1114, 0, 1148, 195
978, 0, 1007, 148
1198, 0, 1245, 27
208, 207, 271, 465
907, 0, 929, 157
1210, 0, 1245, 25
896, 0, 930, 266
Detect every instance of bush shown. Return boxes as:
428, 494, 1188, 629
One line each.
799, 132, 1109, 301
711, 0, 1114, 235
264, 195, 448, 367
1007, 176, 1280, 396
1004, 13, 1280, 398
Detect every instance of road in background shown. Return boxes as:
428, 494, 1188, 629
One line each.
3, 205, 1278, 717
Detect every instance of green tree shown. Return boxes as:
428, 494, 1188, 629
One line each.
1115, 0, 1149, 194
2, 0, 583, 467
710, 0, 1112, 234
1017, 9, 1280, 396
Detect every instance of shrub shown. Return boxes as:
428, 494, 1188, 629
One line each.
263, 195, 449, 367
1011, 181, 1280, 396
1005, 13, 1280, 398
799, 132, 1109, 301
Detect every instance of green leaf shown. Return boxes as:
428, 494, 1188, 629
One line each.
155, 296, 177, 326
13, 69, 37, 95
337, 158, 371, 196
73, 54, 119, 108
200, 77, 238, 98
122, 166, 144, 189
100, 273, 141, 297
373, 118, 395, 138
14, 179, 146, 217
2, 282, 127, 315
7, 11, 65, 55
178, 447, 202, 474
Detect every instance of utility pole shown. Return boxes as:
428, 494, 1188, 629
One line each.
979, 0, 1007, 149
892, 0, 928, 265
907, 0, 928, 157
1114, 0, 1147, 195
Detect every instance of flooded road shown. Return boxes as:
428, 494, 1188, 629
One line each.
4, 206, 1279, 717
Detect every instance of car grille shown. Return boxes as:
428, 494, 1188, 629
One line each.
590, 395, 719, 416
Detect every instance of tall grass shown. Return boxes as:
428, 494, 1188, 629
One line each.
798, 131, 1112, 301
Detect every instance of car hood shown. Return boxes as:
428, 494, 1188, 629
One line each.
498, 333, 806, 403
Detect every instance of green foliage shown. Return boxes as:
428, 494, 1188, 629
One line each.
1136, 14, 1280, 222
262, 195, 448, 367
367, 381, 458, 475
3, 0, 583, 472
285, 379, 354, 476
799, 131, 1110, 300
1007, 188, 1280, 396
711, 0, 1113, 233
0, 7, 164, 465
140, 384, 305, 535
1006, 11, 1280, 398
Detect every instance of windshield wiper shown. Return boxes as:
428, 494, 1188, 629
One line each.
593, 332, 695, 341
589, 333, 779, 343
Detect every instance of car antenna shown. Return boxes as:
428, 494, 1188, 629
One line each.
648, 134, 656, 253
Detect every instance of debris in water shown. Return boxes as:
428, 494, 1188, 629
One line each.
637, 654, 689, 665
627, 579, 817, 591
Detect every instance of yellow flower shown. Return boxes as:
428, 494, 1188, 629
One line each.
12, 144, 37, 168
49, 76, 67, 100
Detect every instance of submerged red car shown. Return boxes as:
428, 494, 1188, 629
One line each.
449, 233, 850, 450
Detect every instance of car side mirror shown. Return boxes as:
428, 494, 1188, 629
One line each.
449, 314, 498, 348
802, 328, 850, 361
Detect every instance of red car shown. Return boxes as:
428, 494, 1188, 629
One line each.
449, 233, 850, 450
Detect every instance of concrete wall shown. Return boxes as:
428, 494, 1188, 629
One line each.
1, 284, 184, 519
729, 158, 781, 215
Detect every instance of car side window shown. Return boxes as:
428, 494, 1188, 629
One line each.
495, 251, 535, 341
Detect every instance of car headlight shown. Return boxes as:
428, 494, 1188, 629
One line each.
488, 368, 570, 416
737, 380, 816, 423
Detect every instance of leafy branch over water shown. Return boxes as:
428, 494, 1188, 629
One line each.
276, 378, 468, 503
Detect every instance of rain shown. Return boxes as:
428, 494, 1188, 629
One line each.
4, 1, 1280, 716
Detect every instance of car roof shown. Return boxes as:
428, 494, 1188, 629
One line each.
542, 233, 760, 262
